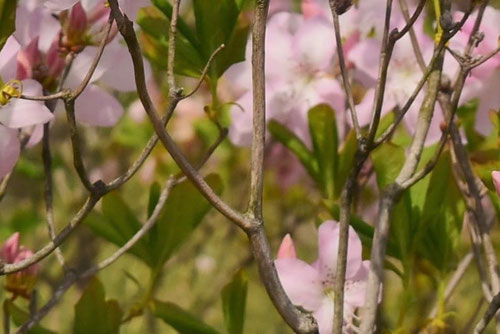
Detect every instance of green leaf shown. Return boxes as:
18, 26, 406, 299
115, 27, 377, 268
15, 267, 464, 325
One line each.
86, 176, 222, 270
193, 0, 248, 80
221, 270, 248, 334
73, 278, 123, 334
4, 300, 55, 334
371, 142, 405, 189
152, 300, 220, 334
374, 111, 396, 140
0, 0, 17, 51
151, 0, 200, 49
148, 174, 223, 271
148, 182, 162, 218
417, 151, 465, 272
308, 104, 339, 199
268, 120, 319, 182
84, 193, 152, 265
138, 7, 205, 78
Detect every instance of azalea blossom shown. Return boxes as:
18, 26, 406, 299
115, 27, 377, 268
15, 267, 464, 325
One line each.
15, 0, 140, 126
225, 12, 345, 146
446, 7, 500, 136
275, 220, 371, 333
0, 37, 54, 179
1, 232, 39, 298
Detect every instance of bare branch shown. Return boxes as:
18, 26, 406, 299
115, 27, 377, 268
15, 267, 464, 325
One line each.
248, 0, 269, 220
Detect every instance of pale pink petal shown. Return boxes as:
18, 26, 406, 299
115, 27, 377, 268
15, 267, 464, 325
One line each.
348, 39, 381, 81
42, 0, 79, 11
75, 85, 124, 126
228, 92, 253, 146
492, 171, 500, 197
265, 13, 300, 79
0, 126, 20, 179
97, 40, 138, 92
312, 297, 334, 334
317, 220, 363, 281
65, 46, 107, 88
223, 61, 251, 99
275, 258, 324, 310
25, 123, 45, 148
15, 248, 39, 275
474, 69, 500, 136
0, 80, 53, 128
119, 0, 150, 21
15, 3, 60, 52
344, 260, 370, 308
0, 37, 21, 80
301, 0, 327, 19
277, 234, 297, 259
293, 18, 335, 71
1, 232, 20, 263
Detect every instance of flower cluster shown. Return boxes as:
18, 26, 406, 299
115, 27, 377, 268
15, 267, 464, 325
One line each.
0, 0, 150, 179
225, 0, 500, 147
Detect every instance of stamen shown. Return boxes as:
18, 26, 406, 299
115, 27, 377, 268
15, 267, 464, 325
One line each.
0, 80, 23, 106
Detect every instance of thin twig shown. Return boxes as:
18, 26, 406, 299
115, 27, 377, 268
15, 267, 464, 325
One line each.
64, 100, 94, 192
167, 0, 181, 96
328, 1, 362, 140
474, 293, 500, 334
108, 0, 250, 230
181, 44, 226, 100
0, 196, 98, 275
68, 14, 114, 101
360, 42, 445, 333
108, 1, 318, 332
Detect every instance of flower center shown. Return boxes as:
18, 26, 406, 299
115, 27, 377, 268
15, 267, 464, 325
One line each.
0, 80, 23, 106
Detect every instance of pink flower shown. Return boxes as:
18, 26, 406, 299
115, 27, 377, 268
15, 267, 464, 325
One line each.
275, 220, 371, 333
225, 12, 345, 146
1, 233, 39, 298
0, 37, 54, 179
492, 171, 500, 197
447, 7, 500, 136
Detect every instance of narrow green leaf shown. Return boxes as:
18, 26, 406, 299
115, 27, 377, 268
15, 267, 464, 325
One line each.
0, 0, 17, 51
308, 104, 339, 199
148, 182, 162, 218
74, 278, 123, 334
151, 0, 200, 49
417, 151, 465, 272
152, 300, 220, 334
371, 142, 405, 189
138, 8, 205, 77
268, 120, 319, 181
192, 0, 248, 80
221, 270, 248, 334
148, 174, 223, 270
85, 193, 152, 266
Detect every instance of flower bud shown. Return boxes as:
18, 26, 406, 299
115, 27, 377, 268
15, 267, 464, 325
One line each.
1, 233, 39, 299
277, 234, 297, 259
